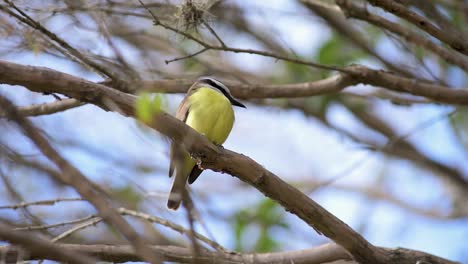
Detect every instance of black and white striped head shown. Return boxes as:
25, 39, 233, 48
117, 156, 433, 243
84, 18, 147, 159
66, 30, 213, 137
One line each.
193, 77, 246, 108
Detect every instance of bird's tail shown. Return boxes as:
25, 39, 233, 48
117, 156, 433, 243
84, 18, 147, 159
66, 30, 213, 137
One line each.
167, 172, 186, 210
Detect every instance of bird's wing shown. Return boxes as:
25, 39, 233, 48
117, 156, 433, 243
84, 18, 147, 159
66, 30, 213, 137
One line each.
169, 96, 191, 177
188, 166, 203, 184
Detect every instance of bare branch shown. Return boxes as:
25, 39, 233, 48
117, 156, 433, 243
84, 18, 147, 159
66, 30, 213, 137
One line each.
0, 94, 162, 263
139, 65, 468, 105
202, 20, 226, 48
0, 242, 350, 264
51, 217, 103, 242
0, 242, 458, 264
165, 48, 209, 64
10, 206, 229, 253
365, 0, 468, 55
14, 215, 96, 231
336, 0, 468, 73
0, 223, 96, 264
346, 65, 468, 105
12, 99, 83, 117
137, 0, 344, 72
0, 60, 459, 263
138, 73, 355, 99
119, 207, 227, 253
0, 198, 84, 210
301, 0, 415, 78
0, 1, 131, 91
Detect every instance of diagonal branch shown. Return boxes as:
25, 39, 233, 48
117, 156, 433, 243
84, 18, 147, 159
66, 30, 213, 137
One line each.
365, 0, 468, 55
0, 99, 84, 118
138, 0, 344, 72
336, 0, 468, 73
0, 242, 350, 264
3, 60, 468, 105
0, 1, 131, 92
0, 242, 458, 264
0, 95, 162, 263
0, 223, 96, 264
301, 0, 415, 78
137, 73, 355, 98
138, 65, 468, 105
0, 198, 84, 209
0, 60, 460, 264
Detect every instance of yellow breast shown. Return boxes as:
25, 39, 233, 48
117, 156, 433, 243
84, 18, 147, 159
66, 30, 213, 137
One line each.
185, 87, 235, 145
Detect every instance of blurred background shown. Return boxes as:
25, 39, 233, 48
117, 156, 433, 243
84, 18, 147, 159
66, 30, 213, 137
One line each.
0, 0, 467, 263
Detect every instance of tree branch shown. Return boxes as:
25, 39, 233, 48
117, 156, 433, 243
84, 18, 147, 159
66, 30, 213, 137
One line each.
301, 0, 414, 78
0, 198, 83, 209
0, 95, 162, 263
136, 73, 355, 99
138, 0, 344, 72
0, 1, 131, 91
0, 99, 84, 118
0, 60, 459, 264
365, 0, 468, 55
336, 0, 468, 73
0, 242, 458, 264
0, 223, 96, 264
136, 66, 468, 105
0, 243, 350, 264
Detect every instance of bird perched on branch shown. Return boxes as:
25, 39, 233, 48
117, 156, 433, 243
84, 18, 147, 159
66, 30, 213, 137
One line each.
168, 77, 246, 210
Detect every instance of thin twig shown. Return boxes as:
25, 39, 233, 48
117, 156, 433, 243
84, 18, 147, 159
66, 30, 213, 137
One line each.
118, 207, 231, 254
383, 109, 458, 150
0, 223, 97, 264
137, 0, 345, 73
51, 217, 103, 242
0, 95, 162, 263
365, 0, 468, 55
14, 215, 97, 231
0, 99, 84, 118
336, 0, 468, 73
182, 193, 202, 261
1, 1, 130, 91
0, 198, 84, 209
165, 48, 209, 64
202, 20, 226, 47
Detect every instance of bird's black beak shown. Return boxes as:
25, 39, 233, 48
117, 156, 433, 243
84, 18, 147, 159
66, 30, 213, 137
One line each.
230, 98, 246, 108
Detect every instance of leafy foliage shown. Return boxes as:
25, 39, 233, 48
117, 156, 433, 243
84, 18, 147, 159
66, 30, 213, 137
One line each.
135, 93, 165, 123
316, 33, 367, 67
232, 199, 288, 253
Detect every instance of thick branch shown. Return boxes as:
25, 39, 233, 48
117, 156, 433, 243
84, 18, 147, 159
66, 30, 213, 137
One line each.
0, 223, 96, 264
0, 60, 460, 264
346, 65, 468, 105
137, 74, 355, 99
0, 243, 351, 264
1, 62, 379, 263
0, 242, 457, 264
110, 70, 468, 105
365, 0, 468, 55
0, 98, 83, 117
0, 95, 161, 263
336, 0, 468, 73
301, 0, 413, 78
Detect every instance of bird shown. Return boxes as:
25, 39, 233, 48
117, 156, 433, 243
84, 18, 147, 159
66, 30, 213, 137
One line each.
167, 77, 246, 210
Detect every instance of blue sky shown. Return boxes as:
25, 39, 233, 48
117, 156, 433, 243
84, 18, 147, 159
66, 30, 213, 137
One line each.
0, 1, 467, 263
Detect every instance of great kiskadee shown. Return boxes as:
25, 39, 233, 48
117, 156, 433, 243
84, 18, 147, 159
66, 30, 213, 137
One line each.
167, 77, 246, 210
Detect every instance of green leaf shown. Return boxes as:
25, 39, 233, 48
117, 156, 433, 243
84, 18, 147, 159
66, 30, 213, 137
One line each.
233, 210, 250, 251
231, 198, 288, 253
450, 107, 468, 150
254, 228, 278, 253
112, 186, 142, 209
316, 33, 368, 67
282, 61, 318, 83
135, 93, 164, 123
